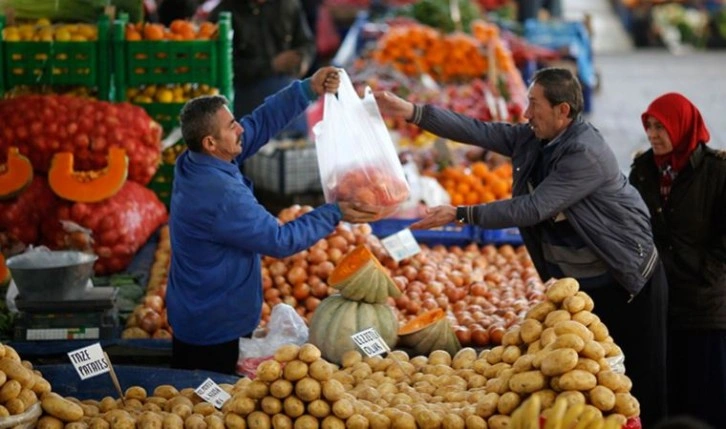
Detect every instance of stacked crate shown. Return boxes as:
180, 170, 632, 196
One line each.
0, 15, 112, 99
112, 13, 234, 206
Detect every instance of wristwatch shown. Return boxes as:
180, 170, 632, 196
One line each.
456, 206, 467, 224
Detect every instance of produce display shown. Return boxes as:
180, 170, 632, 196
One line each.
123, 226, 172, 339
223, 279, 639, 429
434, 162, 513, 205
0, 95, 162, 185
0, 94, 167, 274
399, 308, 461, 356
0, 344, 52, 416
1, 20, 98, 41
309, 245, 401, 365
258, 206, 545, 349
0, 296, 641, 429
124, 20, 218, 41
41, 181, 168, 274
126, 84, 219, 104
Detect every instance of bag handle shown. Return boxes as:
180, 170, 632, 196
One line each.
335, 69, 363, 106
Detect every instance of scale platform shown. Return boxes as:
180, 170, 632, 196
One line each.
14, 286, 120, 341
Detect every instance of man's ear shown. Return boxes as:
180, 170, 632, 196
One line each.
557, 102, 571, 119
201, 135, 215, 153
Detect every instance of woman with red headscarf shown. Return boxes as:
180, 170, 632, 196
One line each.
630, 92, 726, 427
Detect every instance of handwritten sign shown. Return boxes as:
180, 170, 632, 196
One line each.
381, 229, 421, 262
67, 343, 109, 380
195, 378, 231, 409
351, 328, 390, 358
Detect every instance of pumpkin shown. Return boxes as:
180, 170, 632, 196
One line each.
398, 308, 462, 356
329, 245, 401, 304
308, 294, 398, 365
0, 147, 33, 200
48, 146, 129, 203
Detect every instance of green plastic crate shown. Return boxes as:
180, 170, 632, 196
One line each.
112, 13, 233, 102
140, 102, 185, 135
0, 16, 112, 99
148, 163, 174, 208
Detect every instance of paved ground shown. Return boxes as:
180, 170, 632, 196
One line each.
588, 50, 726, 172
562, 0, 726, 172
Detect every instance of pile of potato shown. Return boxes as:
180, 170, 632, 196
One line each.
225, 277, 638, 429
474, 277, 639, 427
0, 343, 51, 418
10, 277, 637, 429
37, 381, 242, 429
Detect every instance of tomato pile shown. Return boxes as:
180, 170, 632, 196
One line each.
0, 95, 167, 274
42, 182, 168, 275
0, 95, 162, 185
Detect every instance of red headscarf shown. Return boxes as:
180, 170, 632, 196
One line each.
641, 92, 710, 172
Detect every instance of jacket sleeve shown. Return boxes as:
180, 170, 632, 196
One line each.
210, 190, 342, 258
469, 144, 609, 229
416, 105, 529, 158
236, 81, 311, 162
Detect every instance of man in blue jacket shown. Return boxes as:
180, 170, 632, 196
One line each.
375, 68, 668, 426
167, 66, 381, 374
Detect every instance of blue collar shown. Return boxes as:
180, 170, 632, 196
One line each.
187, 150, 239, 174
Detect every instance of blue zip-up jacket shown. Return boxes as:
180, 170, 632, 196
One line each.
167, 80, 342, 345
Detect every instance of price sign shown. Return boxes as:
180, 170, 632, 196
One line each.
381, 228, 421, 262
195, 378, 231, 409
67, 343, 110, 380
351, 328, 390, 358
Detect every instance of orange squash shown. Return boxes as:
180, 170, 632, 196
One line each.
48, 146, 129, 203
0, 147, 33, 200
399, 308, 462, 356
328, 245, 401, 304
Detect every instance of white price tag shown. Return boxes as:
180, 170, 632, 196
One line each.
351, 328, 390, 357
381, 229, 421, 262
67, 343, 110, 380
195, 378, 231, 409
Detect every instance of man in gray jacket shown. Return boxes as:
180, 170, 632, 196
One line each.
375, 68, 667, 426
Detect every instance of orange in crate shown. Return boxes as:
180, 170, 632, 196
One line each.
436, 162, 513, 205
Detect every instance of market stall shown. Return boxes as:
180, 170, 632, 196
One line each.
0, 1, 651, 427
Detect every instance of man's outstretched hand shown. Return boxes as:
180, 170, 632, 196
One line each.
409, 205, 458, 230
310, 67, 341, 96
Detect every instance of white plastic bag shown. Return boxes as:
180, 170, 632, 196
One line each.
236, 304, 308, 378
313, 70, 410, 215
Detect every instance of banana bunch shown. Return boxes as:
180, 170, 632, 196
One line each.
511, 396, 630, 429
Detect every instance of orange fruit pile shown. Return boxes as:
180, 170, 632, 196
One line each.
437, 162, 513, 205
125, 20, 217, 41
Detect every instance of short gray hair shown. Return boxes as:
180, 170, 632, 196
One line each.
531, 68, 584, 118
179, 95, 229, 152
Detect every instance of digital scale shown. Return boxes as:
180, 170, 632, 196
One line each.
13, 283, 120, 341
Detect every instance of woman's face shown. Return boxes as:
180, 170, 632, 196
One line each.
644, 116, 673, 155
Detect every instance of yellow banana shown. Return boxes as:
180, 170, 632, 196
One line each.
544, 397, 569, 429
602, 415, 623, 429
587, 418, 605, 429
561, 403, 586, 428
523, 394, 542, 429
573, 408, 599, 429
510, 402, 524, 429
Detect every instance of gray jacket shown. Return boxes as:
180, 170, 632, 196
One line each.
414, 105, 659, 297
